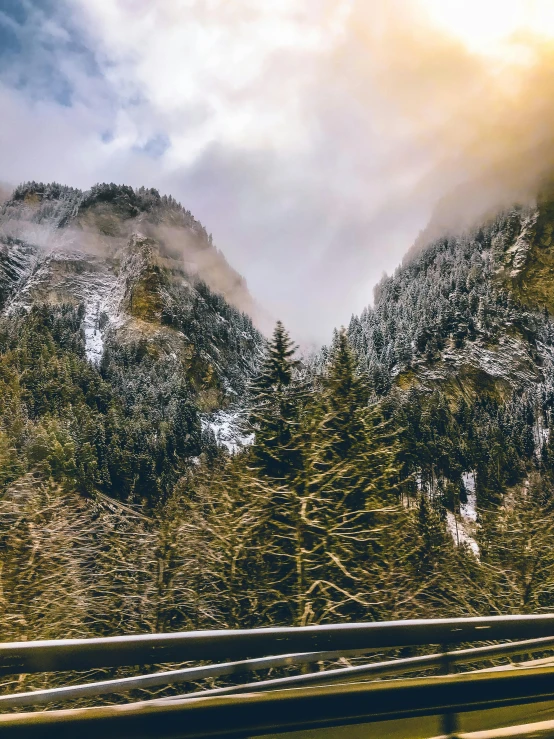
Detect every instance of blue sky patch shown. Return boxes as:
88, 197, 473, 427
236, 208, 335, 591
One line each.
0, 0, 27, 26
0, 8, 24, 56
134, 134, 171, 159
0, 0, 104, 107
101, 130, 114, 144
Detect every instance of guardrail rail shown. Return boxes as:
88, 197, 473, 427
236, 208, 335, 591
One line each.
3, 616, 554, 737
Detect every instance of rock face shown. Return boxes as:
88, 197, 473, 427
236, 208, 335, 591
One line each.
0, 182, 264, 403
499, 194, 554, 316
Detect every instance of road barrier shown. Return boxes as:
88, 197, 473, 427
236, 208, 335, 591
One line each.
3, 616, 554, 737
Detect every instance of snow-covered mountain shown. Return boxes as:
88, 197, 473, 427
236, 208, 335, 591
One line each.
341, 187, 554, 557
0, 182, 264, 401
347, 190, 554, 401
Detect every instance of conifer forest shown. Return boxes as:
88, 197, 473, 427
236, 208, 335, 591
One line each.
3, 182, 554, 702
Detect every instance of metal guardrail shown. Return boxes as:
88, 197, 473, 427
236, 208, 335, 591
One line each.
4, 635, 554, 710
4, 664, 554, 738
4, 616, 554, 737
4, 614, 554, 675
0, 647, 375, 709
164, 635, 554, 701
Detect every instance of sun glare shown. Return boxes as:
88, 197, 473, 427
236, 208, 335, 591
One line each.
423, 0, 554, 55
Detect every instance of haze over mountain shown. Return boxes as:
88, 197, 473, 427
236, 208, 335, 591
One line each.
4, 1, 554, 340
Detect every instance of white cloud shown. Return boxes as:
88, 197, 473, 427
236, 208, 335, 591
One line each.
72, 0, 350, 160
3, 0, 553, 342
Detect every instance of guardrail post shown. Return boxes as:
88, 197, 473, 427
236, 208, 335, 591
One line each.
441, 644, 459, 738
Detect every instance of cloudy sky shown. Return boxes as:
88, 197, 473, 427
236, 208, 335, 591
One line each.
2, 1, 554, 342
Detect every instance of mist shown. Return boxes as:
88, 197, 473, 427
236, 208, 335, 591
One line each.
3, 1, 554, 342
0, 184, 13, 205
0, 193, 271, 331
331, 1, 554, 250
143, 222, 273, 332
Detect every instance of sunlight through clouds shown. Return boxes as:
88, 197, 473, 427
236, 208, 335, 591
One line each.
422, 0, 554, 55
3, 0, 554, 340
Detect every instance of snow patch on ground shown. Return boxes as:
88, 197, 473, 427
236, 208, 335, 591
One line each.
446, 511, 480, 558
446, 471, 479, 557
65, 260, 121, 365
202, 410, 254, 454
533, 417, 549, 458
461, 472, 477, 522
83, 301, 104, 364
411, 471, 479, 555
80, 267, 128, 364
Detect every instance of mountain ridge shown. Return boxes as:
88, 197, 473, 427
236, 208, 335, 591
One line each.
347, 199, 554, 402
0, 181, 260, 321
0, 181, 265, 400
0, 182, 266, 495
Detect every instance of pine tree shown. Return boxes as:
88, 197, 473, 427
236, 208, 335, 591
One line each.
319, 329, 368, 455
308, 329, 398, 510
249, 321, 302, 480
276, 330, 403, 623
478, 476, 554, 612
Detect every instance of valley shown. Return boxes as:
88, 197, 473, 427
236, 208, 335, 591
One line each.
2, 181, 554, 703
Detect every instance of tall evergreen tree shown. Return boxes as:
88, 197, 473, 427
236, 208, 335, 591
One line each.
269, 330, 405, 624
308, 329, 399, 511
249, 321, 302, 480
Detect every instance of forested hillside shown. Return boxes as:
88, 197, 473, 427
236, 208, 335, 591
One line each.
0, 182, 265, 490
345, 193, 554, 516
4, 182, 554, 705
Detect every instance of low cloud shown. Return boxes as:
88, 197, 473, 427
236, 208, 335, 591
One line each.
0, 191, 271, 331
2, 1, 554, 341
340, 2, 554, 235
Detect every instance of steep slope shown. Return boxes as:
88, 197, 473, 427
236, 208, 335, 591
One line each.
0, 183, 265, 505
0, 182, 264, 403
344, 192, 554, 556
348, 198, 554, 400
0, 237, 38, 311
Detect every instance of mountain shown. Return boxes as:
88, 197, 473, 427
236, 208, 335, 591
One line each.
0, 182, 265, 505
348, 193, 554, 400
0, 181, 263, 389
340, 188, 554, 556
5, 179, 554, 659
